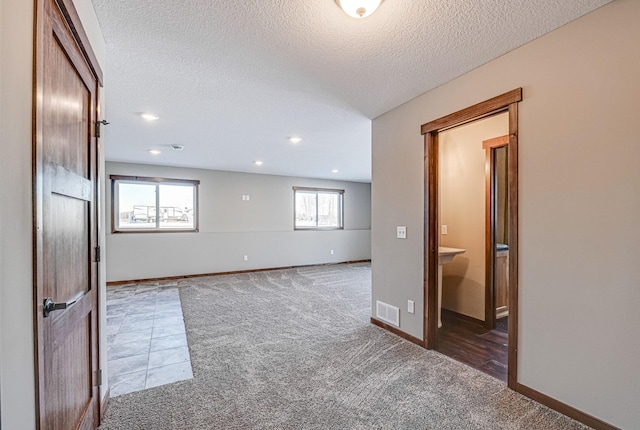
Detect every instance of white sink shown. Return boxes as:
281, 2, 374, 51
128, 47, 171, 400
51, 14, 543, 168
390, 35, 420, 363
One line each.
437, 247, 465, 327
438, 247, 466, 264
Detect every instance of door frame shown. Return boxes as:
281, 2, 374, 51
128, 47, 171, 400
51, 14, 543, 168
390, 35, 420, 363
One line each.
33, 0, 104, 427
420, 88, 521, 389
483, 135, 509, 330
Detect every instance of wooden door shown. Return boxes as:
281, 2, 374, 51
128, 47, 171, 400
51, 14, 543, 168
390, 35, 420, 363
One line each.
34, 0, 103, 428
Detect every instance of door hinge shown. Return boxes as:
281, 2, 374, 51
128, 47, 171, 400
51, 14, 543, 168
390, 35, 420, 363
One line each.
95, 246, 101, 263
95, 120, 110, 138
97, 369, 103, 386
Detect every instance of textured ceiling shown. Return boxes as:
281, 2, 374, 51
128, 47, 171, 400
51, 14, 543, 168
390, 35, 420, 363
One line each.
91, 0, 611, 182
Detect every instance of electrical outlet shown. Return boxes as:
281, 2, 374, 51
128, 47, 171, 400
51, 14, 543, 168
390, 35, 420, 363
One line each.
408, 300, 415, 314
330, 250, 334, 255
243, 255, 248, 261
397, 226, 407, 239
441, 225, 448, 235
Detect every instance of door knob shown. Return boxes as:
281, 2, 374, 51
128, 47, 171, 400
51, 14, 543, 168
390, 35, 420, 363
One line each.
43, 297, 77, 318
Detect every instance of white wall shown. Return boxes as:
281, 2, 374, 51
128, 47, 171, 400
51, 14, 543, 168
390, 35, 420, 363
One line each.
440, 113, 508, 320
0, 0, 105, 428
106, 162, 371, 282
372, 0, 640, 427
0, 0, 36, 427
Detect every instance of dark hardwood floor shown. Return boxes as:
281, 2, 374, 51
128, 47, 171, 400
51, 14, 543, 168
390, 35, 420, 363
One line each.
436, 310, 508, 382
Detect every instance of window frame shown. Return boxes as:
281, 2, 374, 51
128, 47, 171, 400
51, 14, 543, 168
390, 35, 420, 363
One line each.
293, 186, 344, 231
110, 175, 200, 233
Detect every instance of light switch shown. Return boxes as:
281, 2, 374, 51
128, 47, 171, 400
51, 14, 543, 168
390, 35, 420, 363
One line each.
408, 300, 415, 314
397, 226, 407, 239
441, 225, 448, 235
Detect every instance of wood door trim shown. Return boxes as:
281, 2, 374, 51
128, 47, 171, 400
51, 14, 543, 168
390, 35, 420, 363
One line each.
421, 89, 521, 392
483, 135, 509, 330
484, 142, 496, 330
424, 132, 439, 349
482, 135, 509, 150
54, 0, 103, 85
506, 102, 519, 388
421, 89, 522, 134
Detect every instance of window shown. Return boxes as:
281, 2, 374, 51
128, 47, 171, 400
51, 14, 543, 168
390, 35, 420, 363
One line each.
110, 175, 199, 232
294, 187, 344, 230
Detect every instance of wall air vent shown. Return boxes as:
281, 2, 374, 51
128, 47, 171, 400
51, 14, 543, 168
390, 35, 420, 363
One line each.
376, 300, 400, 327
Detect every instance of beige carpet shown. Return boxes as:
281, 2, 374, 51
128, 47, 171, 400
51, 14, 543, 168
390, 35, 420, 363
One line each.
100, 263, 588, 429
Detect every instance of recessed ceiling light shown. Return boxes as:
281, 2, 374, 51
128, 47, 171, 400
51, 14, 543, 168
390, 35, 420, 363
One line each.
331, 169, 339, 173
149, 149, 161, 155
253, 160, 264, 166
141, 113, 159, 121
289, 136, 302, 144
170, 145, 184, 151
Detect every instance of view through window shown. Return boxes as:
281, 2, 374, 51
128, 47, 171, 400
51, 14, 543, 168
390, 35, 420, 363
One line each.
111, 176, 199, 232
294, 187, 344, 230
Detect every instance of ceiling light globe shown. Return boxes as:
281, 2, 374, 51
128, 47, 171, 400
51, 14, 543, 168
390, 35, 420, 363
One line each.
335, 0, 383, 18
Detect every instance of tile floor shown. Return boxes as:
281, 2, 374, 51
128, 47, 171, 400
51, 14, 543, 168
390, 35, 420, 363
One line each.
106, 282, 193, 397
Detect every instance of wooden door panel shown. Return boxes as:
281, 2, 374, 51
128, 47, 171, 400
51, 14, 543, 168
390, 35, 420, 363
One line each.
45, 34, 90, 177
46, 314, 93, 429
48, 192, 90, 300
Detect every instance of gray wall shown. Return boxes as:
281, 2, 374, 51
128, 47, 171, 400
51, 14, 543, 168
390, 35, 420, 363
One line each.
1, 0, 36, 427
372, 1, 640, 428
106, 162, 371, 282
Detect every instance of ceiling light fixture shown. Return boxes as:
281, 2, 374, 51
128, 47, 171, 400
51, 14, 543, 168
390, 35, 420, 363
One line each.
335, 0, 384, 18
289, 137, 303, 144
141, 113, 159, 121
331, 169, 339, 173
253, 160, 264, 166
149, 149, 161, 155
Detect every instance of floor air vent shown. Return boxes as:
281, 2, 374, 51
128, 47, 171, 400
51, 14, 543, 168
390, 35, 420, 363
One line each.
376, 300, 400, 327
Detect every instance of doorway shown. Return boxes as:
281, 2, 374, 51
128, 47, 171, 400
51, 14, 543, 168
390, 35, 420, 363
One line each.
421, 89, 521, 389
